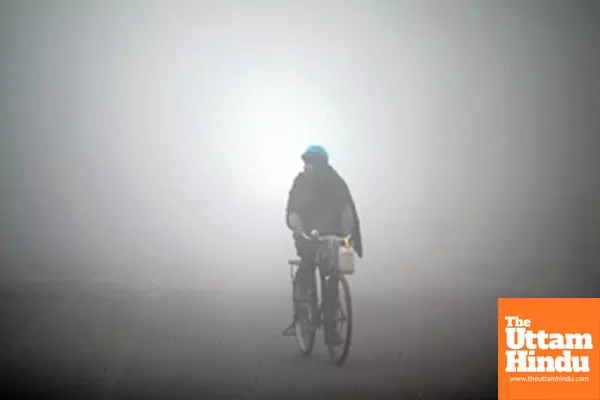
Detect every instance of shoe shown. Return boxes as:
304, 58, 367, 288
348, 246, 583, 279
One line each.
283, 322, 296, 336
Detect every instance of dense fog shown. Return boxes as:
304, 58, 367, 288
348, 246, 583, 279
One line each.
1, 0, 598, 295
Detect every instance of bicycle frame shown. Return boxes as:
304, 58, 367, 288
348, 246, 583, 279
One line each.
289, 231, 349, 328
289, 263, 335, 328
287, 230, 354, 365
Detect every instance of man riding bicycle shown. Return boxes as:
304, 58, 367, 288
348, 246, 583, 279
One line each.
284, 145, 363, 345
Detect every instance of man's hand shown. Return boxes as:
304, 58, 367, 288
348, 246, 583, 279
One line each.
288, 212, 303, 234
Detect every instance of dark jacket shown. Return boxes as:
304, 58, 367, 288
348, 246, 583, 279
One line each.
285, 165, 363, 258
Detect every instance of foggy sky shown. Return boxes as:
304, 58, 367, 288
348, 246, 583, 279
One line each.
1, 0, 598, 293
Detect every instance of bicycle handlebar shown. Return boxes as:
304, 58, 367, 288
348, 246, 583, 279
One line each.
297, 230, 352, 244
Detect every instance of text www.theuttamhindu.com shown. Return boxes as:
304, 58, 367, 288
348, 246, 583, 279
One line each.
508, 376, 590, 383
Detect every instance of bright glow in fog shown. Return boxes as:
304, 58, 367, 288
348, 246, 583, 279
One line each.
234, 89, 324, 191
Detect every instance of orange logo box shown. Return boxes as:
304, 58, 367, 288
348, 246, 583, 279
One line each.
498, 298, 600, 400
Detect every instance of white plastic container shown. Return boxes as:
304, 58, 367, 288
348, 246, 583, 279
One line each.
337, 244, 355, 275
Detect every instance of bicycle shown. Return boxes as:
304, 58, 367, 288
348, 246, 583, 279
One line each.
285, 230, 355, 366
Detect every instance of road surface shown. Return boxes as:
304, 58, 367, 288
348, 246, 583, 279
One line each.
1, 281, 499, 399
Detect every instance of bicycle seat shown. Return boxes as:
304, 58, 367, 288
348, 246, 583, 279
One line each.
288, 259, 301, 266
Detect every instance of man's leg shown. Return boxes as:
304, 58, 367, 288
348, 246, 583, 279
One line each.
293, 234, 317, 301
283, 236, 316, 335
294, 256, 316, 301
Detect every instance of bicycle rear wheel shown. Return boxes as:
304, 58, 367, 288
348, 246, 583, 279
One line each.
326, 275, 353, 366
